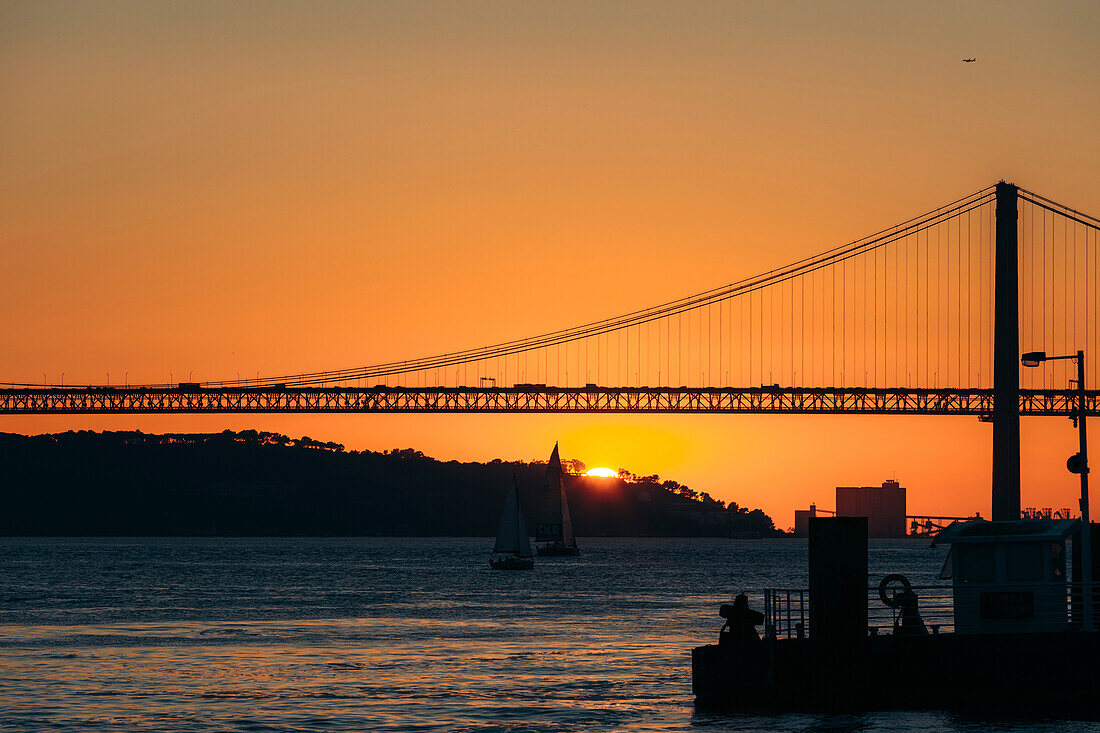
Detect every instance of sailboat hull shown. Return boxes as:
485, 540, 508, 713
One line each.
537, 544, 580, 557
490, 556, 534, 570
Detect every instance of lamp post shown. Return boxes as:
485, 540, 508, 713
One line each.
1022, 349, 1092, 630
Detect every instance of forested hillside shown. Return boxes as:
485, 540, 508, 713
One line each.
0, 430, 778, 537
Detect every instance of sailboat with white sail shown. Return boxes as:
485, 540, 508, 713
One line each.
535, 443, 580, 556
490, 476, 534, 570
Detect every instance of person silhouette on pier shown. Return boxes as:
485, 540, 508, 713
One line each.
720, 593, 764, 646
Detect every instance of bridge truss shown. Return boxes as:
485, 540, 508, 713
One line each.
2, 386, 1097, 416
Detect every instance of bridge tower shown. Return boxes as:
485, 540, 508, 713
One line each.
992, 181, 1020, 521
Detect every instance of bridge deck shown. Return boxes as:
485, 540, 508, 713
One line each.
0, 386, 1095, 416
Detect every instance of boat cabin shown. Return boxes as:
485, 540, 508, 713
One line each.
935, 518, 1077, 634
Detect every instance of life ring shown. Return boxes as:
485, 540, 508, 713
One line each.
878, 573, 912, 607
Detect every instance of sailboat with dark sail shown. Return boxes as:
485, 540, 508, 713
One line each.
490, 476, 534, 570
536, 443, 580, 556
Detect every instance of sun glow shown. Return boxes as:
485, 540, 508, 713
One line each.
585, 467, 618, 478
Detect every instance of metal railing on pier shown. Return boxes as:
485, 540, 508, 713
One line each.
763, 589, 807, 639
763, 585, 955, 639
762, 582, 1100, 640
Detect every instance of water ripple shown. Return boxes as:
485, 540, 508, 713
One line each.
0, 537, 1095, 732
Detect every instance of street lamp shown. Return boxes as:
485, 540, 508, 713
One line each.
1021, 351, 1045, 368
1022, 349, 1092, 630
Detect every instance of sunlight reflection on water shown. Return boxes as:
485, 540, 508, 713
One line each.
0, 537, 1096, 732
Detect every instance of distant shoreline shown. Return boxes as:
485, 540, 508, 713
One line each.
0, 430, 782, 538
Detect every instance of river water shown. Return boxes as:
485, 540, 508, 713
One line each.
0, 537, 1096, 732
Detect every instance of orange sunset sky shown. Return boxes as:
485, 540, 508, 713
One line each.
2, 1, 1099, 527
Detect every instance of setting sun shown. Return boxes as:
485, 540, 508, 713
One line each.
584, 467, 617, 478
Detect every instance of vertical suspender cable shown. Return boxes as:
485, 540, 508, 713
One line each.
935, 221, 940, 386
946, 216, 951, 385
925, 226, 930, 385
1062, 215, 1067, 378
1073, 216, 1077, 357
832, 264, 837, 385
840, 259, 845, 385
1044, 210, 1048, 387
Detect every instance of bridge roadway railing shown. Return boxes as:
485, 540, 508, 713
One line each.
0, 386, 1097, 415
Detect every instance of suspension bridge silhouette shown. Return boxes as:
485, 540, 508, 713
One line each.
5, 181, 1100, 519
